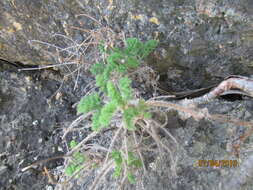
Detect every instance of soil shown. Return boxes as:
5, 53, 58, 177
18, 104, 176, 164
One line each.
0, 65, 93, 190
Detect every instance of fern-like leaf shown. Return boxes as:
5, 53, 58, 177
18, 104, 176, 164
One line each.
127, 152, 142, 168
119, 77, 133, 101
124, 38, 143, 56
90, 62, 105, 75
99, 101, 117, 127
127, 172, 136, 184
123, 107, 138, 130
91, 110, 102, 131
126, 56, 139, 68
140, 39, 158, 58
77, 93, 101, 114
111, 151, 123, 165
107, 81, 123, 105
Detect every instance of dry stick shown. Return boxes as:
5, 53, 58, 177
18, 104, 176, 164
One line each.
21, 155, 69, 172
18, 62, 79, 71
48, 66, 83, 102
151, 116, 179, 148
48, 62, 86, 101
67, 131, 98, 156
137, 121, 165, 156
70, 36, 96, 90
62, 112, 93, 139
62, 34, 93, 62
132, 131, 147, 174
151, 119, 179, 177
68, 25, 94, 33
82, 144, 109, 152
137, 121, 162, 154
48, 161, 93, 185
118, 129, 129, 189
52, 33, 86, 55
138, 120, 177, 175
76, 13, 103, 26
149, 95, 176, 100
53, 33, 76, 42
123, 128, 129, 172
82, 80, 96, 95
146, 100, 253, 128
69, 26, 112, 51
69, 25, 110, 38
188, 76, 253, 104
63, 44, 86, 91
47, 76, 66, 103
63, 162, 94, 185
48, 60, 87, 101
152, 117, 179, 151
119, 175, 128, 190
28, 40, 78, 56
150, 124, 174, 159
74, 65, 81, 91
89, 160, 114, 190
131, 129, 154, 151
59, 33, 95, 78
104, 126, 123, 164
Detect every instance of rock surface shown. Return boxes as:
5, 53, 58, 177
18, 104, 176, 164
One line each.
0, 65, 92, 190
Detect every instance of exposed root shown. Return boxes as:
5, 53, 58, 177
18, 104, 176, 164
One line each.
146, 100, 253, 128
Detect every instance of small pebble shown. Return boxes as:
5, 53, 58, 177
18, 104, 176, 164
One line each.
46, 185, 54, 190
38, 138, 43, 144
32, 120, 39, 126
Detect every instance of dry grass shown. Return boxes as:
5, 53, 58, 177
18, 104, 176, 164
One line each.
25, 13, 124, 100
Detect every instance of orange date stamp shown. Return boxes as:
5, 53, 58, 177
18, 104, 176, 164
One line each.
197, 160, 239, 168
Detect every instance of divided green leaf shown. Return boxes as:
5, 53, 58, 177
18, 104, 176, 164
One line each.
65, 164, 76, 176
73, 152, 86, 165
111, 151, 123, 178
77, 93, 101, 114
124, 38, 143, 56
90, 62, 105, 75
127, 152, 142, 168
70, 140, 78, 149
98, 41, 106, 53
91, 110, 102, 131
140, 39, 158, 58
119, 77, 133, 101
123, 107, 138, 130
99, 101, 117, 127
111, 151, 123, 165
107, 81, 123, 105
127, 172, 136, 184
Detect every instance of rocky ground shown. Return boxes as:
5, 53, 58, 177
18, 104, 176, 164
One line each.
0, 65, 93, 190
1, 0, 253, 190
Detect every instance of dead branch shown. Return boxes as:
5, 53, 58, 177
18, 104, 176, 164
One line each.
187, 75, 253, 104
146, 100, 253, 128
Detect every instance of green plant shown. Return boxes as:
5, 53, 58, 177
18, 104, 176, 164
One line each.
65, 140, 86, 176
74, 38, 157, 184
78, 38, 157, 131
